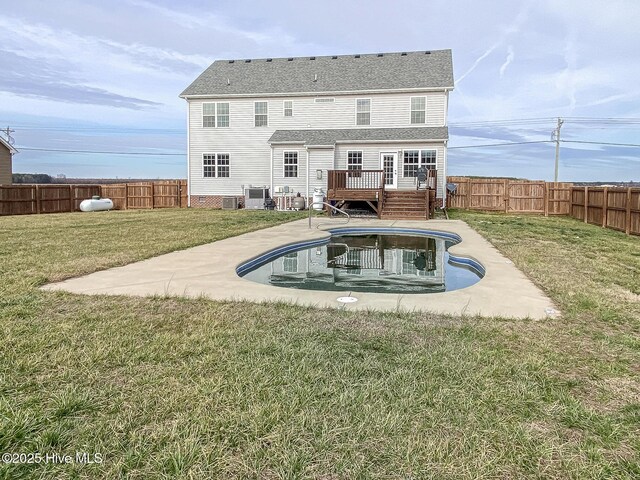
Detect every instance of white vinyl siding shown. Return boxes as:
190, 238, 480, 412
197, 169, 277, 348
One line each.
334, 142, 445, 199
411, 97, 426, 124
356, 99, 371, 126
255, 101, 268, 126
284, 100, 293, 117
187, 92, 447, 197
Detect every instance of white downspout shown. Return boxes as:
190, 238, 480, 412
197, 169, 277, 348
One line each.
186, 99, 191, 207
269, 145, 274, 197
306, 146, 310, 228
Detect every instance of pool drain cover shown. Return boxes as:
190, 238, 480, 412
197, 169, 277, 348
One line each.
337, 296, 358, 304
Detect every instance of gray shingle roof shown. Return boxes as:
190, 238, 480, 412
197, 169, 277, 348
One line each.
181, 50, 453, 97
268, 127, 448, 146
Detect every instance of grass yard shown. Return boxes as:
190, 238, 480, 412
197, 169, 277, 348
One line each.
1, 208, 638, 479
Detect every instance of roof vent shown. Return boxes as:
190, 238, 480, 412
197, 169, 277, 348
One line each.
401, 52, 407, 56
425, 51, 431, 54
266, 58, 272, 62
287, 57, 293, 61
310, 56, 316, 60
377, 53, 383, 57
313, 74, 317, 82
354, 54, 360, 58
245, 59, 251, 63
228, 60, 234, 64
332, 56, 338, 59
227, 78, 230, 86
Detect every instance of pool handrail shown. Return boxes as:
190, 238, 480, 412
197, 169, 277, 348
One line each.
309, 201, 350, 229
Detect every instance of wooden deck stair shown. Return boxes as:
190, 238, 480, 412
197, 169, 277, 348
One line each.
380, 190, 429, 220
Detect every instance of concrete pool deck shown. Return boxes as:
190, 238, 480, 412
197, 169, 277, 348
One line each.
42, 218, 557, 319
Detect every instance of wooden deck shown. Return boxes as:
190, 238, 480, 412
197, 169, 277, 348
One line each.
326, 169, 436, 220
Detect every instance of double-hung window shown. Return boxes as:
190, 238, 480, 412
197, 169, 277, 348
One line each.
255, 101, 268, 126
283, 100, 293, 117
284, 151, 298, 177
356, 98, 371, 126
203, 153, 230, 178
347, 151, 363, 178
203, 102, 229, 127
410, 97, 426, 124
403, 150, 436, 177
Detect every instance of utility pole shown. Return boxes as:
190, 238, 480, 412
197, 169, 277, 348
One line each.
552, 118, 564, 183
1, 126, 15, 145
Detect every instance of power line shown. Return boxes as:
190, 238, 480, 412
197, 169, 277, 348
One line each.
449, 140, 552, 149
16, 146, 185, 156
562, 140, 640, 148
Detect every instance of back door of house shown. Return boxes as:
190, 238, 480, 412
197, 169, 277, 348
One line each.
380, 153, 397, 189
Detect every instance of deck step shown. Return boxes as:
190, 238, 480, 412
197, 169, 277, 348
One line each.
381, 191, 429, 220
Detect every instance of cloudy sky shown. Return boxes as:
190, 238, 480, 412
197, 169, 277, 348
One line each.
1, 0, 639, 181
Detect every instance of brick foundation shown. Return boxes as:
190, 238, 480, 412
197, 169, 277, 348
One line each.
189, 195, 244, 209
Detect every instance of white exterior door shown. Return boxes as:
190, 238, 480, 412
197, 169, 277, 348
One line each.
380, 153, 398, 189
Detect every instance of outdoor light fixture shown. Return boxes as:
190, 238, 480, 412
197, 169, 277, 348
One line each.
316, 169, 322, 180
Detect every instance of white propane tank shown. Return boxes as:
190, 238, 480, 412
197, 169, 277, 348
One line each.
80, 196, 114, 212
313, 188, 324, 211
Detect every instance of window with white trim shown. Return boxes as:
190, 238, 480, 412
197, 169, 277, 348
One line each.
410, 97, 426, 124
203, 103, 216, 127
202, 102, 229, 128
255, 101, 268, 127
203, 153, 230, 178
347, 151, 363, 170
216, 102, 229, 127
284, 100, 293, 117
356, 98, 370, 126
403, 149, 436, 177
284, 151, 298, 178
283, 252, 298, 272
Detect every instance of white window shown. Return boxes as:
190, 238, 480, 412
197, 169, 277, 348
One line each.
216, 102, 229, 127
284, 100, 293, 117
203, 153, 230, 178
202, 102, 229, 128
255, 101, 268, 127
284, 151, 298, 178
347, 151, 363, 170
410, 97, 426, 124
403, 149, 436, 177
283, 252, 298, 272
203, 103, 216, 127
356, 99, 371, 126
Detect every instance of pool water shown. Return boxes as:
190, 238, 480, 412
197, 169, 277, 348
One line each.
240, 233, 484, 294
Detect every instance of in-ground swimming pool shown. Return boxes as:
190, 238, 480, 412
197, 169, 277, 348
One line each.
238, 228, 484, 294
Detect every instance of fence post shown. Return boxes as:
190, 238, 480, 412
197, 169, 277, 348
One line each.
602, 187, 608, 228
69, 185, 74, 212
626, 187, 632, 235
124, 184, 129, 210
35, 185, 41, 214
584, 186, 588, 223
151, 182, 155, 209
466, 178, 472, 209
504, 179, 509, 213
544, 182, 549, 216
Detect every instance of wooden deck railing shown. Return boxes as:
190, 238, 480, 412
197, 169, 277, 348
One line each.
327, 169, 385, 191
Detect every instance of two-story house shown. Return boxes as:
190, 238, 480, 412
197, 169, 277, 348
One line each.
180, 49, 453, 219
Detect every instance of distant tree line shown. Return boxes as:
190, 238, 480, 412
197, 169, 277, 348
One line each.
12, 173, 54, 184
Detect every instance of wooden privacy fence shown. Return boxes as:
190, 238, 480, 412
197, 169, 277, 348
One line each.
0, 180, 187, 216
447, 176, 639, 236
570, 186, 640, 235
447, 177, 572, 215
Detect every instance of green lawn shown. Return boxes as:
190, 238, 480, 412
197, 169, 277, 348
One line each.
1, 209, 638, 479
